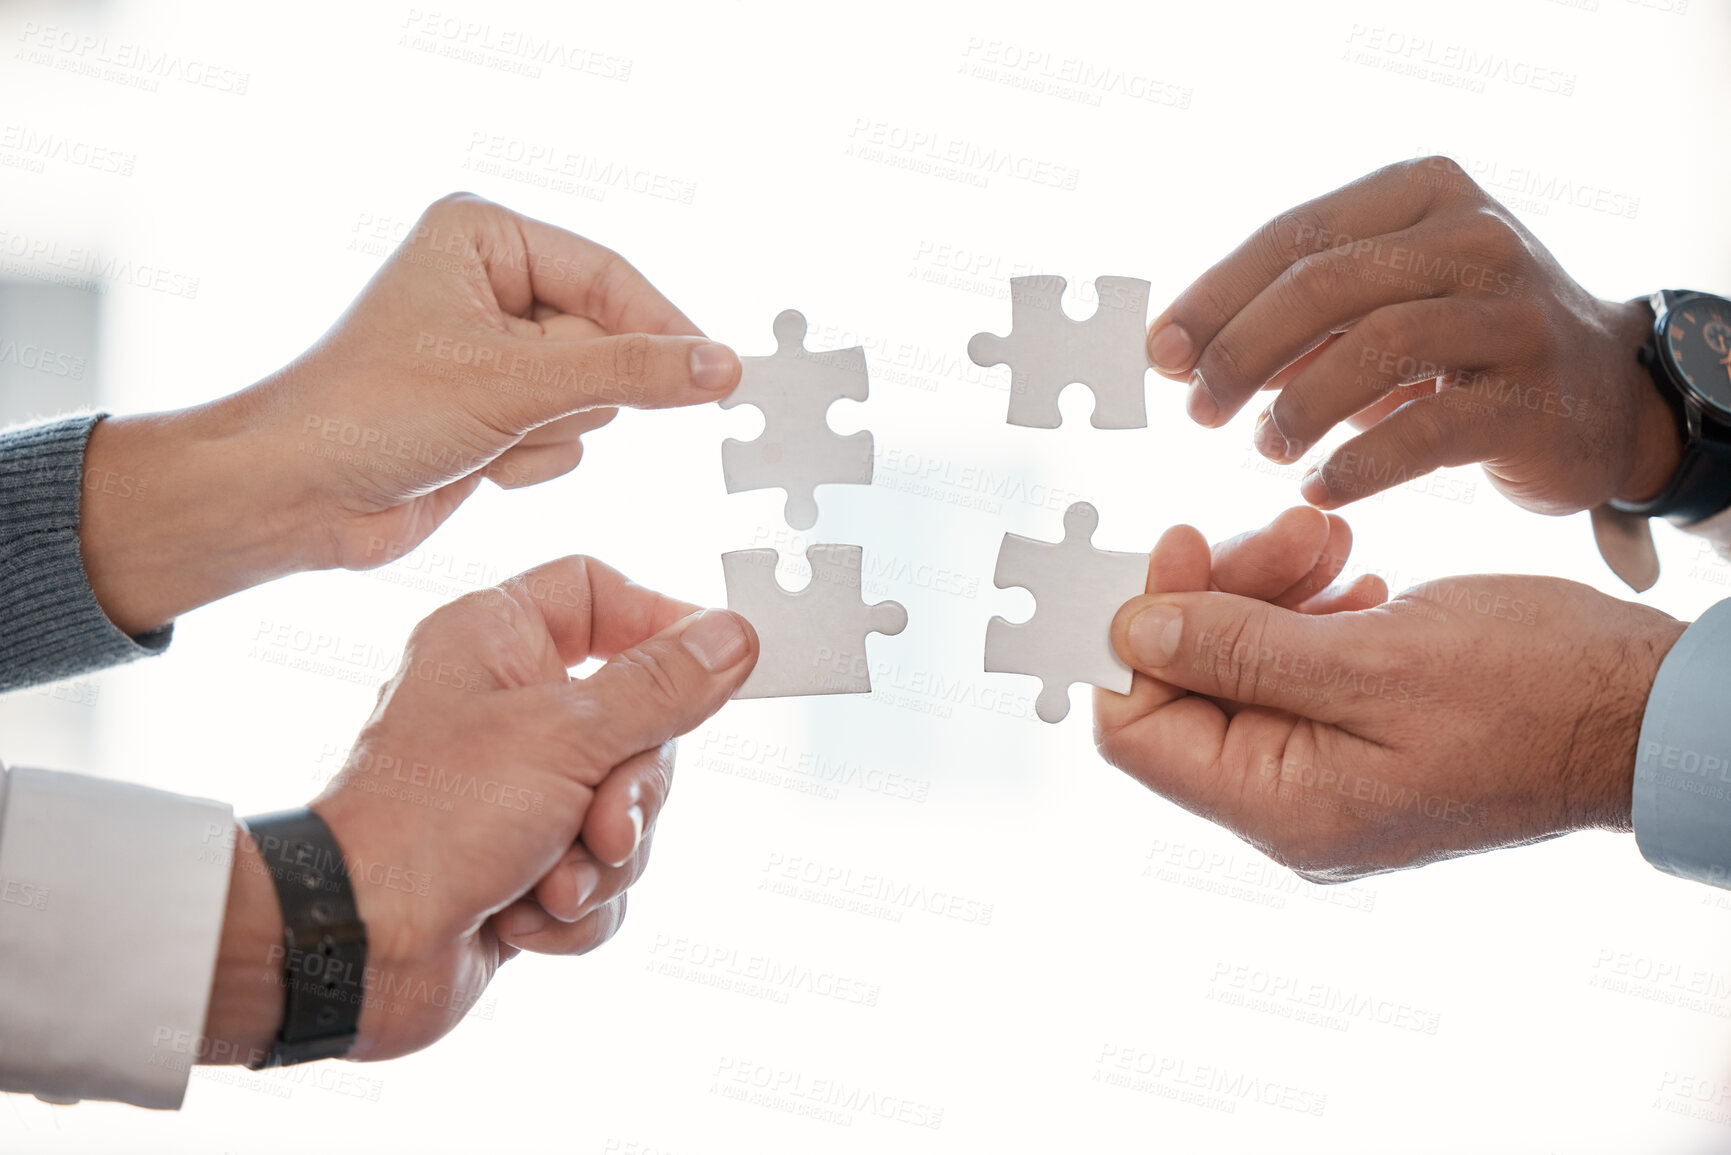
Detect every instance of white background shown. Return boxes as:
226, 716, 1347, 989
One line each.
4, 0, 1731, 1151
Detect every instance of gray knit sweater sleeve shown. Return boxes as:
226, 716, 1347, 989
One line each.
0, 414, 171, 692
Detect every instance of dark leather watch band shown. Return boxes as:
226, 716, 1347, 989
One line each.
243, 807, 367, 1069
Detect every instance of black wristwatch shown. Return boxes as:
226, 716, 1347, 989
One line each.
1610, 289, 1731, 525
243, 808, 368, 1069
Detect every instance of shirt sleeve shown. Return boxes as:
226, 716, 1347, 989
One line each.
0, 762, 234, 1109
1684, 504, 1731, 558
0, 413, 172, 692
1632, 599, 1731, 887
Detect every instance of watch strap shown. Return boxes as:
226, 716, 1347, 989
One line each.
1610, 293, 1731, 525
243, 807, 367, 1069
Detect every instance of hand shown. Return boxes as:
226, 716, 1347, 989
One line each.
201, 556, 758, 1062
81, 193, 742, 635
1144, 156, 1681, 517
1094, 508, 1686, 881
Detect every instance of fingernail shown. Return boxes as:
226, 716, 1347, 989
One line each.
509, 904, 549, 938
1187, 371, 1220, 426
1148, 323, 1195, 372
1299, 467, 1330, 506
681, 609, 748, 672
690, 342, 738, 391
1128, 605, 1183, 668
1253, 410, 1285, 460
569, 860, 601, 911
624, 806, 645, 855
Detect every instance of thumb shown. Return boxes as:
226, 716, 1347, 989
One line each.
535, 608, 759, 785
1110, 592, 1377, 722
504, 333, 741, 426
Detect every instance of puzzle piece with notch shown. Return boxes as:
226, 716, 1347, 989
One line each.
968, 275, 1153, 429
721, 309, 872, 531
984, 501, 1148, 723
722, 544, 908, 698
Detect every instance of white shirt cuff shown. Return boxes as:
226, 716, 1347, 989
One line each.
0, 764, 233, 1109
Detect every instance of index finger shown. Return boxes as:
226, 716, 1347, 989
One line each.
514, 212, 704, 338
1145, 160, 1443, 380
500, 555, 699, 669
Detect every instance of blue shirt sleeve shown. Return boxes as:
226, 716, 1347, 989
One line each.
1633, 598, 1731, 887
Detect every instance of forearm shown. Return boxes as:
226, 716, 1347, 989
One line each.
79, 395, 323, 636
197, 823, 285, 1066
0, 415, 170, 690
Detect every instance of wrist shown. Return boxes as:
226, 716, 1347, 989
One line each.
198, 824, 285, 1066
1611, 299, 1686, 505
79, 395, 326, 635
1578, 613, 1689, 833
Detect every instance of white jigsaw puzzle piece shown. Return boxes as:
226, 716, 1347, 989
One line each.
722, 544, 908, 699
721, 309, 873, 530
984, 501, 1148, 723
967, 275, 1153, 430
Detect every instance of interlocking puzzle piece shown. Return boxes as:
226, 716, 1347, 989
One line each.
984, 502, 1148, 723
968, 275, 1153, 429
721, 310, 872, 530
722, 544, 908, 699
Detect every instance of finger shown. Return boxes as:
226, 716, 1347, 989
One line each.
528, 608, 757, 785
512, 215, 705, 338
1111, 591, 1373, 724
1260, 333, 1341, 395
495, 330, 741, 429
1298, 573, 1390, 614
1256, 298, 1513, 463
1094, 525, 1209, 739
582, 742, 675, 868
1271, 514, 1356, 610
1347, 378, 1436, 432
495, 556, 700, 669
534, 824, 655, 923
1300, 391, 1509, 509
515, 408, 618, 446
484, 439, 587, 489
1147, 161, 1444, 397
1208, 507, 1334, 602
1187, 218, 1482, 426
494, 892, 628, 957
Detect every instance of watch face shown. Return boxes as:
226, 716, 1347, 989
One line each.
1662, 295, 1731, 417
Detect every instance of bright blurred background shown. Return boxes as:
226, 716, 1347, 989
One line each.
3, 0, 1731, 1151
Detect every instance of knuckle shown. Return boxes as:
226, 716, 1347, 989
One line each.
426, 190, 482, 217
615, 646, 686, 712
1264, 210, 1322, 263
1285, 251, 1353, 303
1205, 327, 1254, 387
608, 332, 652, 389
1354, 312, 1415, 371
1210, 607, 1273, 703
1400, 155, 1477, 203
1464, 206, 1526, 265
